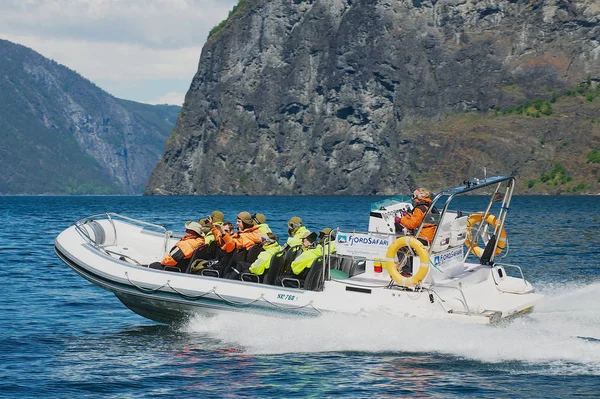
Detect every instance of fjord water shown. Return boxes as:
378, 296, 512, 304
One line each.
1, 195, 599, 398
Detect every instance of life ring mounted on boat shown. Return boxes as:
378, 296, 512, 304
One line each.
385, 236, 429, 287
465, 213, 507, 258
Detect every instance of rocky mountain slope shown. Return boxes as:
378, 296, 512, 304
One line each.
145, 0, 600, 196
0, 39, 180, 195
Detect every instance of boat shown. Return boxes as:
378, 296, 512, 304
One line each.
54, 175, 543, 325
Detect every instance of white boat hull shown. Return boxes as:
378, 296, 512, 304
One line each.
54, 216, 543, 325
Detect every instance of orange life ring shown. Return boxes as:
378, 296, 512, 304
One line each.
385, 236, 429, 287
465, 213, 507, 258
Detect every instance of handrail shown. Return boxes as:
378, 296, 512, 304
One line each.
411, 176, 514, 263
430, 283, 472, 314
75, 212, 168, 233
74, 212, 169, 261
493, 263, 527, 287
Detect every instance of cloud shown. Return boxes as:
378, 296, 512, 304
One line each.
147, 91, 187, 106
0, 0, 236, 49
3, 34, 202, 82
0, 0, 237, 103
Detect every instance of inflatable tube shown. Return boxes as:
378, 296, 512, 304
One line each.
385, 236, 429, 287
465, 213, 507, 258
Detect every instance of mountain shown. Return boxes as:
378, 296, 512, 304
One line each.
145, 0, 600, 196
0, 39, 180, 195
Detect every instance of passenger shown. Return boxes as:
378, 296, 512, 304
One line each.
201, 220, 235, 276
226, 232, 282, 280
228, 212, 263, 251
276, 231, 320, 286
284, 216, 310, 248
210, 212, 263, 278
394, 188, 437, 244
211, 210, 225, 226
319, 227, 337, 255
149, 221, 205, 272
198, 217, 214, 244
252, 213, 272, 235
249, 233, 282, 277
221, 221, 234, 236
199, 211, 224, 245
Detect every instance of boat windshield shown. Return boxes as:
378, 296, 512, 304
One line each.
370, 196, 411, 211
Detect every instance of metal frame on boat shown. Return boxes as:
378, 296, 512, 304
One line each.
55, 175, 543, 324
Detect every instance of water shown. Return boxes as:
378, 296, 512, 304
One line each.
1, 195, 600, 398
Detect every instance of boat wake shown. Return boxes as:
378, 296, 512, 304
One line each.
182, 281, 600, 374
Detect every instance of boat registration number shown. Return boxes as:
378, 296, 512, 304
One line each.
277, 294, 297, 301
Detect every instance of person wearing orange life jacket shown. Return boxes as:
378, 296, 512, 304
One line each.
393, 188, 438, 277
211, 212, 263, 279
394, 188, 438, 245
149, 221, 206, 272
210, 212, 263, 253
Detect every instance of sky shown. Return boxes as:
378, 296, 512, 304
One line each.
0, 0, 238, 106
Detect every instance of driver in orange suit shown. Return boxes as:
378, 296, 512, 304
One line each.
395, 188, 437, 245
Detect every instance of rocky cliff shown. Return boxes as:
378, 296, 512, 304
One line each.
0, 39, 180, 195
145, 0, 600, 196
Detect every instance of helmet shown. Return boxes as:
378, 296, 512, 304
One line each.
211, 210, 225, 224
237, 211, 254, 226
253, 213, 266, 224
288, 216, 302, 228
319, 227, 334, 238
302, 231, 317, 244
411, 188, 431, 202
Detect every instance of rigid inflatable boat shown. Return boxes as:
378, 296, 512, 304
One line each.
55, 175, 543, 324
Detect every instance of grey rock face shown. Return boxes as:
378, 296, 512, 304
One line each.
145, 0, 600, 195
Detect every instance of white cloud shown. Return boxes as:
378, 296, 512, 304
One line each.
0, 0, 236, 49
148, 91, 187, 106
3, 34, 202, 82
0, 0, 237, 103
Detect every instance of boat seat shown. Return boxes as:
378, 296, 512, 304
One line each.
283, 245, 303, 270
241, 272, 260, 283
327, 254, 365, 277
327, 255, 350, 272
183, 243, 214, 274
303, 257, 325, 291
450, 216, 468, 246
246, 244, 263, 264
281, 256, 324, 289
430, 222, 451, 253
236, 245, 265, 282
262, 250, 286, 285
201, 269, 219, 278
348, 259, 366, 277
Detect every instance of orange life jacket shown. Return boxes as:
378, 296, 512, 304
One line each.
161, 236, 205, 266
400, 203, 437, 244
212, 225, 263, 253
